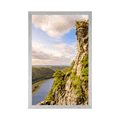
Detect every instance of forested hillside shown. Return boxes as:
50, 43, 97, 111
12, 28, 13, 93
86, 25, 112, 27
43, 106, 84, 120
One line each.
32, 67, 54, 83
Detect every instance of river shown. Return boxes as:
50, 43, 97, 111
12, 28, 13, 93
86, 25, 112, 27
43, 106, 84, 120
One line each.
32, 78, 53, 105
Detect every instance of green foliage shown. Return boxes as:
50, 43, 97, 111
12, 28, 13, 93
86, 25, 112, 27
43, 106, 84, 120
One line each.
78, 53, 88, 104
83, 76, 88, 82
82, 67, 88, 76
45, 69, 66, 101
71, 73, 81, 98
53, 69, 65, 78
62, 60, 74, 75
72, 76, 80, 89
70, 71, 75, 80
52, 69, 66, 91
71, 60, 75, 69
45, 53, 89, 104
45, 90, 53, 102
32, 67, 54, 84
82, 54, 88, 67
81, 54, 88, 81
71, 53, 88, 102
63, 67, 71, 73
63, 67, 71, 77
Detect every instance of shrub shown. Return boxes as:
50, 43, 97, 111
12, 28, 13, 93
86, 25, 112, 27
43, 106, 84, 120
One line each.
45, 69, 66, 102
81, 53, 88, 81
72, 76, 80, 89
81, 54, 88, 67
63, 67, 71, 74
45, 90, 53, 102
52, 70, 66, 91
81, 67, 88, 76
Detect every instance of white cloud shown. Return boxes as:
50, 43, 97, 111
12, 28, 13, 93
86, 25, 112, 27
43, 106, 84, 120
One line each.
32, 41, 76, 65
32, 15, 88, 37
54, 43, 74, 57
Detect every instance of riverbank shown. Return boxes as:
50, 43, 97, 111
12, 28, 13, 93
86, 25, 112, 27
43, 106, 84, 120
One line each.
32, 78, 53, 95
32, 80, 46, 95
32, 78, 54, 105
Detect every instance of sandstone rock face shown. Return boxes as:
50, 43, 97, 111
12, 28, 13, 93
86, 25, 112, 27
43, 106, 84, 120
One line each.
40, 20, 89, 105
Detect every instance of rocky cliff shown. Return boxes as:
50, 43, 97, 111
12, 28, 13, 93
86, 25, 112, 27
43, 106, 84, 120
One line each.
40, 20, 88, 105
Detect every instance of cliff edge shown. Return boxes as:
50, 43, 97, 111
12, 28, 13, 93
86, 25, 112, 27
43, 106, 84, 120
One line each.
40, 20, 89, 105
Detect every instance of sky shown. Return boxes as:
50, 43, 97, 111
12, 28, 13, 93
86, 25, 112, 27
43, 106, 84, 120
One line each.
32, 15, 88, 65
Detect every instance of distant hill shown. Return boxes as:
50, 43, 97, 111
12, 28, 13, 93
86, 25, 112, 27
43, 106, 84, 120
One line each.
47, 66, 68, 71
32, 67, 54, 84
33, 65, 68, 71
32, 65, 68, 84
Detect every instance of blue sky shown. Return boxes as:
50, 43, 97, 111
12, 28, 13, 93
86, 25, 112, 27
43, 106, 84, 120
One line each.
32, 24, 76, 46
32, 15, 88, 65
